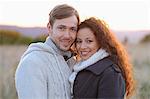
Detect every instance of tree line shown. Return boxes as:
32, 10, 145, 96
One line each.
0, 30, 48, 45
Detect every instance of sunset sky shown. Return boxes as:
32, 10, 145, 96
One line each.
0, 0, 150, 31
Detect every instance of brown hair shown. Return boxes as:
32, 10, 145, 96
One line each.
78, 17, 135, 98
49, 4, 80, 26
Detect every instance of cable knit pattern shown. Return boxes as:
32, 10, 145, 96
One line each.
15, 37, 71, 99
69, 49, 109, 94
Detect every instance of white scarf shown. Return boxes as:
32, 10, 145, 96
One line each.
69, 48, 109, 94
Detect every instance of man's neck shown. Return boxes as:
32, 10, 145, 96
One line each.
49, 37, 73, 61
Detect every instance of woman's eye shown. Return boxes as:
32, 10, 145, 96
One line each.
76, 40, 82, 43
87, 40, 93, 43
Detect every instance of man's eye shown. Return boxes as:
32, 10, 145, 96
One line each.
70, 27, 77, 32
58, 27, 65, 30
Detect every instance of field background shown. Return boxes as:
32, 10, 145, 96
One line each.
0, 43, 150, 99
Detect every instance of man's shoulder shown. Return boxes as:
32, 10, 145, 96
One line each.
23, 48, 54, 59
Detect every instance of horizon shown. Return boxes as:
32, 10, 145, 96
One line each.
1, 23, 150, 44
1, 24, 150, 32
0, 0, 150, 31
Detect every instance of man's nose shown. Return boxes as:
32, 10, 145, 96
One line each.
64, 29, 71, 38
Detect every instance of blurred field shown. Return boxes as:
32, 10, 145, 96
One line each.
0, 43, 150, 99
0, 45, 28, 99
127, 43, 150, 99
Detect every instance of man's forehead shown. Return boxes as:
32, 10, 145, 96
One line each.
54, 15, 78, 27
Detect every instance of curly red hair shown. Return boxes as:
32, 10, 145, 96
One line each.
78, 17, 135, 98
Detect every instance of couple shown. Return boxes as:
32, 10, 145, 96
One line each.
15, 4, 135, 99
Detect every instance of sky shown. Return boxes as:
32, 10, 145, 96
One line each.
0, 0, 150, 31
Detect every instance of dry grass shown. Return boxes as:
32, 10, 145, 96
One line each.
0, 43, 150, 99
126, 43, 150, 99
0, 45, 27, 99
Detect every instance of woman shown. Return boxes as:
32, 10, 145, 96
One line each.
69, 17, 135, 99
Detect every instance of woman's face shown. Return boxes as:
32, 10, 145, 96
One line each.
76, 27, 99, 60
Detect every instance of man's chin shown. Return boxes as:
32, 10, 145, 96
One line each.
60, 46, 70, 51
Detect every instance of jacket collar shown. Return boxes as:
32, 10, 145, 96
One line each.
85, 56, 113, 75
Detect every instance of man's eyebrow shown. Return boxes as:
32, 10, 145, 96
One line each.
70, 26, 77, 29
58, 25, 66, 27
58, 25, 77, 29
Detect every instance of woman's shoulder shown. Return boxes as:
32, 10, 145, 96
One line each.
85, 56, 122, 75
85, 56, 114, 75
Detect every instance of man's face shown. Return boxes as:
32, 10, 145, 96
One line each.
48, 15, 78, 51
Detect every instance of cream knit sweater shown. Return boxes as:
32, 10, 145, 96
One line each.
15, 37, 72, 99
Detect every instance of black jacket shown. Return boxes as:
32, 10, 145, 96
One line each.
73, 56, 125, 99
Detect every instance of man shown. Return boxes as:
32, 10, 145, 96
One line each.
15, 4, 80, 99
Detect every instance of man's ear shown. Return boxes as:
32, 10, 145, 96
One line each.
47, 23, 52, 34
